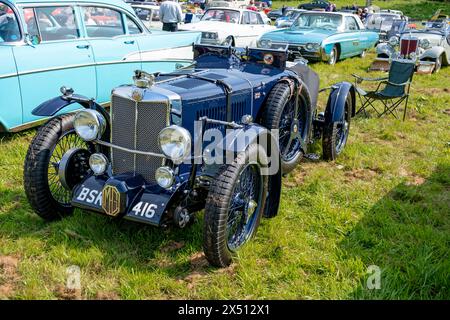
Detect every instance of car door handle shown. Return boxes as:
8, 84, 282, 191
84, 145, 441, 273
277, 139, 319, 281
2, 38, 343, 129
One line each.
76, 44, 90, 49
124, 40, 135, 45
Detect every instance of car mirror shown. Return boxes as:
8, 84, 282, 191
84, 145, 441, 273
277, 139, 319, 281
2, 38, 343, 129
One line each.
25, 34, 41, 47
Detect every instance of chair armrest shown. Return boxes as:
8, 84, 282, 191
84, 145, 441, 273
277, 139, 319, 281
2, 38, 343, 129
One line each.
386, 80, 411, 87
352, 74, 389, 82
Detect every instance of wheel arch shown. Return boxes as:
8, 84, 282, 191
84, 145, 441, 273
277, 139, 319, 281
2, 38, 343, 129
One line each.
0, 120, 7, 133
324, 81, 356, 124
214, 124, 282, 218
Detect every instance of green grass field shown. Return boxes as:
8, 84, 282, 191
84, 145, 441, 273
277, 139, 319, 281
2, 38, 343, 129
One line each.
272, 0, 450, 21
1, 1, 450, 300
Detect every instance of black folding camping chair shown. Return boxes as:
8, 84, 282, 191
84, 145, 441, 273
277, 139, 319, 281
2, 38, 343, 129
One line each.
352, 59, 416, 121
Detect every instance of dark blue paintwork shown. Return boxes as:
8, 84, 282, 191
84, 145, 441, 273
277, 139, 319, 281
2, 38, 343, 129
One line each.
33, 45, 354, 226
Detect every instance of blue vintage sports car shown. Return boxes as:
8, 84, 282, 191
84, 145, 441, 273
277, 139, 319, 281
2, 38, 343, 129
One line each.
258, 12, 379, 65
0, 0, 200, 133
24, 44, 356, 267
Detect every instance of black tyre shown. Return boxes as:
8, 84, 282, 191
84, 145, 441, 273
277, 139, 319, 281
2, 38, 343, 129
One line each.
261, 82, 309, 174
322, 94, 351, 161
328, 45, 339, 65
203, 144, 268, 267
24, 115, 92, 221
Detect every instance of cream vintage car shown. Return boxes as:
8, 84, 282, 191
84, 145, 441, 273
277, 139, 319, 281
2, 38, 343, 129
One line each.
179, 7, 275, 47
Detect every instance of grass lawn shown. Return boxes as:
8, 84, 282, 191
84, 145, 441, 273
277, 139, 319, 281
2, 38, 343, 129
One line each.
1, 2, 450, 300
272, 0, 450, 21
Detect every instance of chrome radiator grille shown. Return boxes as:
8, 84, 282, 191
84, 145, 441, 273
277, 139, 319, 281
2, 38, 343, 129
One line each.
110, 95, 169, 183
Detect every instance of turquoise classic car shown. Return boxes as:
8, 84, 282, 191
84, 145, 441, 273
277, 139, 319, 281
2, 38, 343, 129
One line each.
258, 11, 379, 65
0, 0, 201, 132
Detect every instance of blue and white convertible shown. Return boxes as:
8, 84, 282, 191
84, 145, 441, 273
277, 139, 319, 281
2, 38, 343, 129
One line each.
0, 0, 200, 132
258, 11, 379, 65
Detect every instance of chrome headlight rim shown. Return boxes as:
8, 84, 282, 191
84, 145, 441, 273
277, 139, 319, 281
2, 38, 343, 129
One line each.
258, 39, 272, 48
158, 125, 192, 163
73, 109, 106, 142
388, 36, 399, 47
202, 31, 218, 40
305, 42, 320, 52
89, 153, 108, 176
419, 38, 431, 49
155, 166, 175, 189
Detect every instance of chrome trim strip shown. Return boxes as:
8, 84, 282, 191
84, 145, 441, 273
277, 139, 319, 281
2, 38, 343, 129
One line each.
0, 73, 18, 80
0, 59, 193, 79
95, 140, 166, 158
133, 100, 139, 175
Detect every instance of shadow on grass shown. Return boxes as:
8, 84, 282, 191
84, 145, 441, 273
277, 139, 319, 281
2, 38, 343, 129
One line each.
339, 164, 450, 299
0, 186, 206, 279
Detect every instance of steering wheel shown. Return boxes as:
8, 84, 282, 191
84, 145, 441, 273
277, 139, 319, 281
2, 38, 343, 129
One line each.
320, 23, 336, 29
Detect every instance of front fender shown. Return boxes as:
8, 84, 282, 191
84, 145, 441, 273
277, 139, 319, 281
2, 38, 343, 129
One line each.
214, 123, 282, 218
33, 94, 93, 116
420, 46, 445, 60
376, 43, 395, 58
32, 94, 109, 127
219, 124, 280, 161
325, 82, 355, 124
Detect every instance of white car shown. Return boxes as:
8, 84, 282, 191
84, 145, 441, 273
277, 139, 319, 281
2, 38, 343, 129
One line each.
179, 7, 275, 47
130, 3, 163, 30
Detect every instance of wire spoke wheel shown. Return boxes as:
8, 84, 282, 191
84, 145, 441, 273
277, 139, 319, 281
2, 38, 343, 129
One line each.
47, 130, 90, 206
203, 144, 268, 267
278, 99, 299, 161
261, 81, 311, 174
335, 109, 350, 154
226, 163, 263, 251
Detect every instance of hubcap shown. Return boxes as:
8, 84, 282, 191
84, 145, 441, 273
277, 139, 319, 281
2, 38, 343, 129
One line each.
329, 49, 336, 64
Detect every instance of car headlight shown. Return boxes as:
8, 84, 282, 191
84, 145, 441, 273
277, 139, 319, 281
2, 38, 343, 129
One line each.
258, 39, 272, 48
158, 125, 191, 163
73, 109, 106, 141
389, 36, 399, 47
409, 51, 417, 61
155, 166, 175, 189
89, 153, 108, 176
202, 32, 217, 40
305, 43, 320, 51
419, 38, 431, 49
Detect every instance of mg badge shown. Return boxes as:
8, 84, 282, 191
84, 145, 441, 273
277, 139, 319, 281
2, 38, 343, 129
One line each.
293, 124, 298, 133
102, 185, 122, 217
131, 89, 144, 102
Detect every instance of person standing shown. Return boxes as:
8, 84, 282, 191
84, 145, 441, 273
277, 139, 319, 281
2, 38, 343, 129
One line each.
158, 0, 182, 32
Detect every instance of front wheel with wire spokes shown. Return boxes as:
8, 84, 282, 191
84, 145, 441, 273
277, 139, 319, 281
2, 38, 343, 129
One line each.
24, 114, 93, 221
203, 144, 268, 267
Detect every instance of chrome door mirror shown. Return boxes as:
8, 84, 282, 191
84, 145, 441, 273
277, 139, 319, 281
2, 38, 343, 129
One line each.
25, 34, 41, 47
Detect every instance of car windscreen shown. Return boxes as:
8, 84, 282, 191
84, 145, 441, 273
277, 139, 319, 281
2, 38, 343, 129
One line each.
201, 9, 240, 23
291, 13, 341, 31
425, 20, 446, 31
284, 10, 297, 18
366, 14, 399, 29
0, 2, 21, 42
